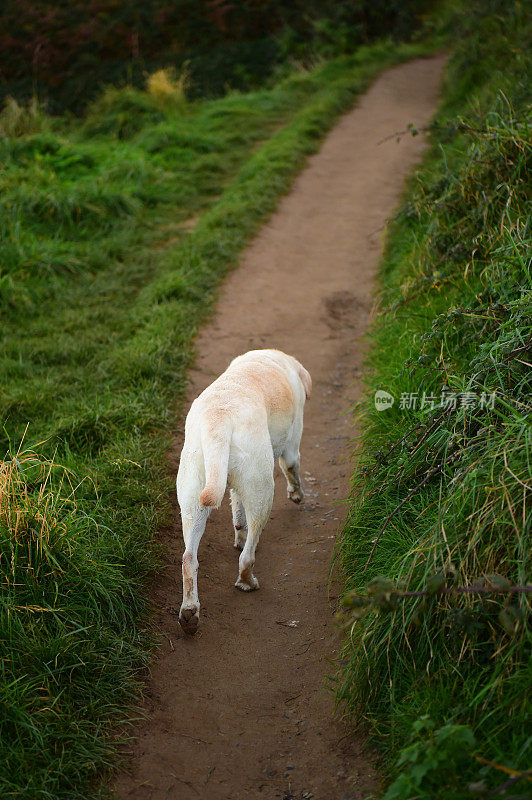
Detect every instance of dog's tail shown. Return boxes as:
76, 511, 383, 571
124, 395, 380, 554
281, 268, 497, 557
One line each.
199, 413, 231, 509
297, 362, 312, 400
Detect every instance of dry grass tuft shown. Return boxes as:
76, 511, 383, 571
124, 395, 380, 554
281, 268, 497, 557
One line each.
0, 444, 74, 559
0, 96, 47, 138
146, 65, 190, 109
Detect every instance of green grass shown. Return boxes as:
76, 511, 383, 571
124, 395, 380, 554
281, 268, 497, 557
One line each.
337, 1, 531, 798
0, 38, 441, 799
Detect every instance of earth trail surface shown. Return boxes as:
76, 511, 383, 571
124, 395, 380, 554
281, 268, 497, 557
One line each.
115, 55, 445, 800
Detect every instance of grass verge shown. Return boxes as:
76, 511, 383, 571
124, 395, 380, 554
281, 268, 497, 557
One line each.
0, 38, 440, 799
337, 1, 531, 798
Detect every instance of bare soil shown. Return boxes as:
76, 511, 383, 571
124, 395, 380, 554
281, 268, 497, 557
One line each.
114, 56, 445, 800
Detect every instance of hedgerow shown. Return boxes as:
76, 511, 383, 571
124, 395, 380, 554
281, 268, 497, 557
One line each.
338, 1, 531, 797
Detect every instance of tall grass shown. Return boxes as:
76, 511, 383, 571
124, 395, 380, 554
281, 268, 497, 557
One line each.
0, 444, 151, 799
337, 1, 531, 797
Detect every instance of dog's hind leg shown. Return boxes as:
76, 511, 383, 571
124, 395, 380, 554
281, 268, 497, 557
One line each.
235, 470, 274, 592
230, 489, 247, 550
279, 408, 304, 504
279, 453, 303, 504
178, 501, 209, 634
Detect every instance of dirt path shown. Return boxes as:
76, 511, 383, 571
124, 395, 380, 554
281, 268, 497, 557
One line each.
114, 56, 444, 800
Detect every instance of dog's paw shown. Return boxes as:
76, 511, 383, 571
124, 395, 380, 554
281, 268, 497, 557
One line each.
288, 487, 303, 504
235, 574, 259, 592
179, 605, 200, 635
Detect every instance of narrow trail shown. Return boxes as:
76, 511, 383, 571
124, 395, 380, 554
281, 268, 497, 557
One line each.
115, 56, 445, 800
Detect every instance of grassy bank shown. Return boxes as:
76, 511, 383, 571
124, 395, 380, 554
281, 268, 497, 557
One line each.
0, 39, 440, 799
337, 1, 531, 798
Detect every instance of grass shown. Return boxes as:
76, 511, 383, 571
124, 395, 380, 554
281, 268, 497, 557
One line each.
1, 445, 150, 798
337, 1, 531, 797
0, 38, 442, 799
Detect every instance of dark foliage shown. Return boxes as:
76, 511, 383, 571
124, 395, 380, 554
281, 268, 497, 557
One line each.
0, 0, 432, 112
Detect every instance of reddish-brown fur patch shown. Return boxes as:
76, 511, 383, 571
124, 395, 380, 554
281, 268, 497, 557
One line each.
240, 565, 253, 586
246, 365, 295, 414
182, 552, 195, 594
199, 485, 218, 507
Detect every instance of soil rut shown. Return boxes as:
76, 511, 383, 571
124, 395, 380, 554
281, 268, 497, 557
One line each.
115, 56, 445, 800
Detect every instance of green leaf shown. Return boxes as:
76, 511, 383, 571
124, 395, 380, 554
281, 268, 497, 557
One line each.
434, 724, 475, 748
498, 607, 519, 634
426, 573, 446, 595
366, 576, 396, 597
342, 590, 370, 609
485, 574, 512, 591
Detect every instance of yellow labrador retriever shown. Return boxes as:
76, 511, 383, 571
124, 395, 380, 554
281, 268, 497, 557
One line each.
177, 349, 311, 634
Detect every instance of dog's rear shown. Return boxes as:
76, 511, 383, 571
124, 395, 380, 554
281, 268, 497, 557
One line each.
177, 349, 311, 633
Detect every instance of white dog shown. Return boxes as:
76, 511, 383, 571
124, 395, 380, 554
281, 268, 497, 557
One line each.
176, 349, 311, 634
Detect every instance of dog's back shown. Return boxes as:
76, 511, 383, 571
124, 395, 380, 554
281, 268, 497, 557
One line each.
179, 349, 310, 509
